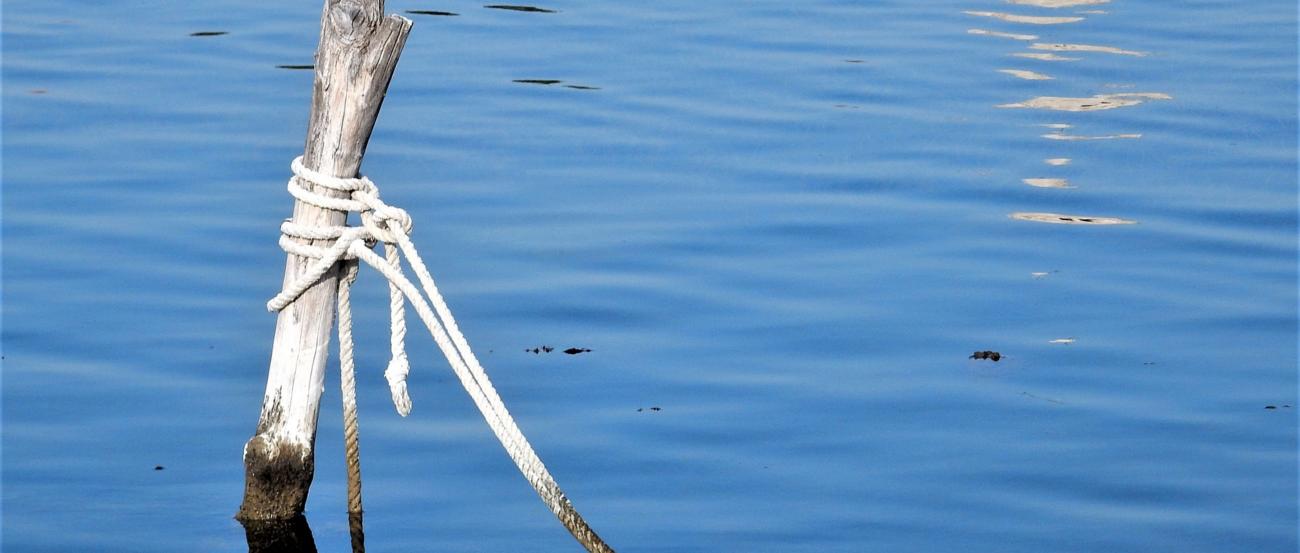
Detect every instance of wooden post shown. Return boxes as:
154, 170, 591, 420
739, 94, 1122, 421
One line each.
238, 0, 411, 521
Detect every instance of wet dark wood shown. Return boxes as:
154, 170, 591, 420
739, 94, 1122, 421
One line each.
242, 515, 318, 553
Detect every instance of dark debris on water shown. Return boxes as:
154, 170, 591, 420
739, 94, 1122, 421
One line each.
511, 79, 600, 90
636, 406, 662, 413
525, 346, 590, 355
486, 4, 557, 13
970, 350, 1002, 362
189, 31, 228, 37
276, 65, 314, 71
406, 10, 459, 16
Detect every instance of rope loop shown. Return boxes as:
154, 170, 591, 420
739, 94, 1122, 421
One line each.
270, 155, 614, 553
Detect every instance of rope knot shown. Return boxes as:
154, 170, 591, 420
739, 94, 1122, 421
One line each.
359, 202, 412, 243
269, 155, 613, 552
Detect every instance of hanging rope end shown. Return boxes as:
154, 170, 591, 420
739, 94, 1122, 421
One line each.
385, 358, 412, 417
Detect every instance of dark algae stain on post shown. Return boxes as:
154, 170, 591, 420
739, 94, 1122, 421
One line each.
485, 5, 558, 13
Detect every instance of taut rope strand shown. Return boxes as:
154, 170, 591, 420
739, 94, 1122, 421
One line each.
271, 157, 614, 553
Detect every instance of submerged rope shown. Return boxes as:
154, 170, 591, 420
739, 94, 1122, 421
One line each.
271, 157, 613, 553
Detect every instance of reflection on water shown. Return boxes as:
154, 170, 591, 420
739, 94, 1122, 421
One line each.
1023, 177, 1073, 188
1042, 130, 1141, 140
1000, 92, 1171, 111
1010, 212, 1137, 225
242, 516, 318, 553
999, 68, 1053, 80
964, 1, 1163, 222
241, 514, 366, 553
1031, 42, 1147, 56
1012, 52, 1079, 61
963, 11, 1083, 24
1009, 0, 1110, 7
968, 28, 1039, 41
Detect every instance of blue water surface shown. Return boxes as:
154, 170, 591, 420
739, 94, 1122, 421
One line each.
3, 1, 1296, 552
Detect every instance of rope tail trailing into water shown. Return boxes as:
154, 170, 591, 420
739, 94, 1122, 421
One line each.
270, 157, 615, 553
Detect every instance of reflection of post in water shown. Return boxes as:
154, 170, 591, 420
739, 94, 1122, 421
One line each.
241, 514, 366, 553
241, 515, 318, 553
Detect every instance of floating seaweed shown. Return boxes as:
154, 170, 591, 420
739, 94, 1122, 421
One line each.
970, 350, 1002, 361
563, 347, 591, 355
190, 31, 229, 37
276, 64, 315, 70
406, 10, 459, 16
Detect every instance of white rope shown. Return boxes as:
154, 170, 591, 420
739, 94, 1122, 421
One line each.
271, 157, 613, 552
336, 259, 364, 513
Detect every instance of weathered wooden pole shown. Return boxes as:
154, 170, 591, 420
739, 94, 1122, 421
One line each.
238, 0, 411, 521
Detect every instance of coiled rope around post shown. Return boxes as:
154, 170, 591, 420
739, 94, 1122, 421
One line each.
271, 157, 613, 553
